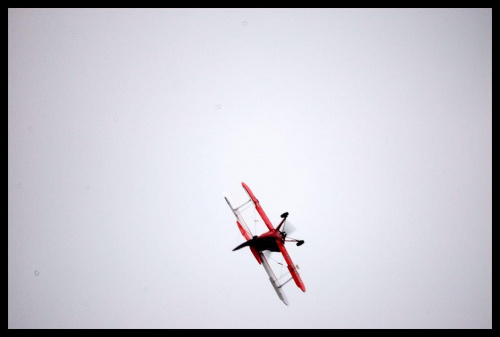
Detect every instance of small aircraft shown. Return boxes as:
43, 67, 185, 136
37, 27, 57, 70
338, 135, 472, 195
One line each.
224, 182, 306, 305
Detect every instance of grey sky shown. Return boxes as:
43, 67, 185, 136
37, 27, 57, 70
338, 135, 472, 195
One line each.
8, 8, 491, 328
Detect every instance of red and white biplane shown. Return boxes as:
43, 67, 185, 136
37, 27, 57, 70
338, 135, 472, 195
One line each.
224, 182, 305, 305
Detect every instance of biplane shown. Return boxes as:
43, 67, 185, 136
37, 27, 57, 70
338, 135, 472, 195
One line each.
224, 182, 305, 305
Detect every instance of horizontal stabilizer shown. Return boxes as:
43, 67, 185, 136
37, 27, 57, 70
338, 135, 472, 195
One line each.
232, 240, 253, 251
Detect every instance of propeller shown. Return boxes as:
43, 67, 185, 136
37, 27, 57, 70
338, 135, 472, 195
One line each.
279, 212, 304, 246
282, 221, 304, 245
281, 220, 296, 236
278, 212, 296, 236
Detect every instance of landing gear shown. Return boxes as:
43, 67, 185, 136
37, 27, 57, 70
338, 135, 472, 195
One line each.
296, 240, 304, 246
281, 212, 289, 219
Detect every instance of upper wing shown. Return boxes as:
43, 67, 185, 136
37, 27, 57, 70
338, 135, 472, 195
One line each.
224, 194, 253, 240
259, 252, 289, 305
224, 194, 262, 264
241, 182, 275, 231
277, 240, 306, 292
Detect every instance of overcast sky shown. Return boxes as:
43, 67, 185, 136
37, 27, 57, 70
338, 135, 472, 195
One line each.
8, 8, 491, 329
